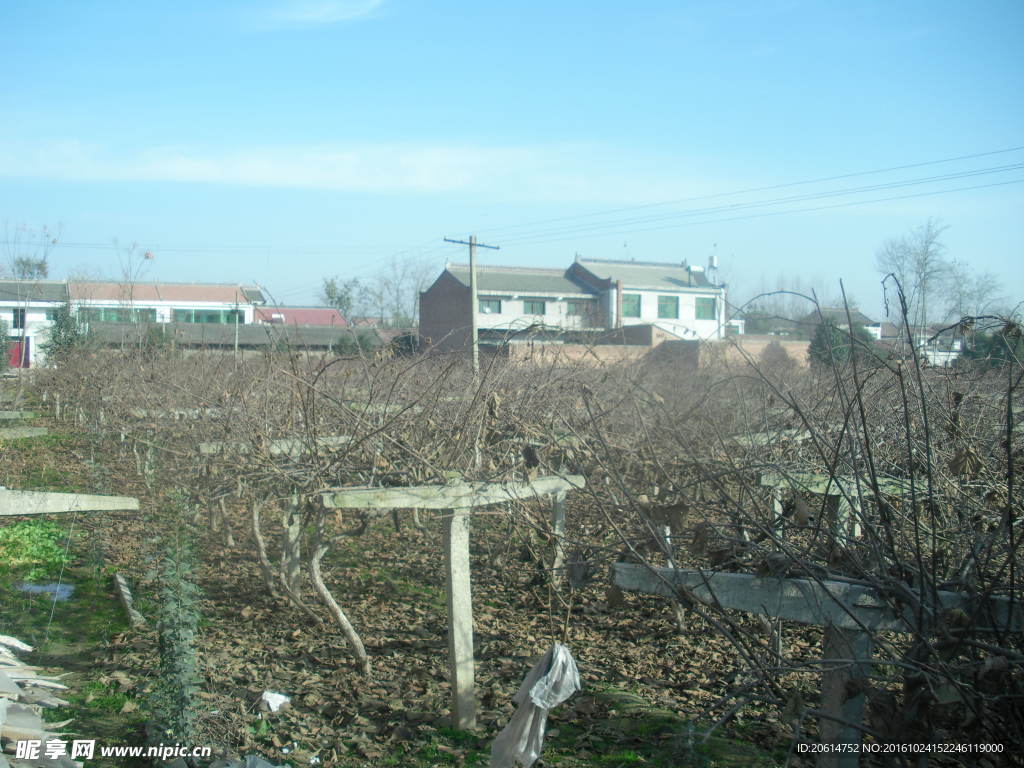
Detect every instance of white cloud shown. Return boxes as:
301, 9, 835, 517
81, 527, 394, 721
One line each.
261, 0, 384, 26
0, 140, 534, 193
0, 138, 724, 206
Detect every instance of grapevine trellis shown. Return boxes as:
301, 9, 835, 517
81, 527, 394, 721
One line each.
28, 332, 1024, 761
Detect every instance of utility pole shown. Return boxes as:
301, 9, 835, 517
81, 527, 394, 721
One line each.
443, 235, 499, 376
233, 301, 240, 358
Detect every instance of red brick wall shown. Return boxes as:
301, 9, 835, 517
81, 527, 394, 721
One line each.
708, 335, 810, 367
499, 342, 649, 364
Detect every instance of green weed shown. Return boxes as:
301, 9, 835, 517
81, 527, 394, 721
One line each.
0, 519, 72, 580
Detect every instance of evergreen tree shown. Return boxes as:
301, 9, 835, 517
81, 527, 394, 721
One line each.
808, 320, 876, 366
962, 324, 1024, 367
39, 301, 84, 363
0, 319, 9, 372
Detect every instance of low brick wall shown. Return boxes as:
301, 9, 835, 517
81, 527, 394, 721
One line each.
708, 336, 810, 367
497, 342, 650, 364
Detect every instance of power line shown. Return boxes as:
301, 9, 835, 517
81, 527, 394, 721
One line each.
472, 144, 1024, 238
0, 240, 405, 257
498, 177, 1024, 247
494, 162, 1024, 246
257, 241, 452, 302
5, 145, 1021, 302
9, 146, 1021, 261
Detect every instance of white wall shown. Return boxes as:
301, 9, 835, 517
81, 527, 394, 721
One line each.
617, 288, 726, 340
471, 285, 728, 341
1, 303, 57, 366
73, 299, 256, 324
475, 293, 600, 332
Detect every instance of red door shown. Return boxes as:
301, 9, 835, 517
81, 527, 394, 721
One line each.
8, 338, 29, 368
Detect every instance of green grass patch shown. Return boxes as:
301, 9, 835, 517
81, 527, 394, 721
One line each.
379, 570, 445, 609
329, 536, 446, 611
0, 419, 145, 765
383, 728, 490, 767
536, 684, 782, 768
327, 686, 781, 768
0, 564, 129, 662
11, 431, 74, 448
0, 519, 72, 580
0, 565, 146, 767
17, 463, 85, 492
52, 679, 134, 717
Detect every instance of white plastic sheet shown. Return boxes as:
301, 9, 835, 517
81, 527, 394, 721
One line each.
490, 643, 581, 768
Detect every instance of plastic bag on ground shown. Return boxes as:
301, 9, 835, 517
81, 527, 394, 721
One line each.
259, 691, 290, 713
490, 642, 581, 768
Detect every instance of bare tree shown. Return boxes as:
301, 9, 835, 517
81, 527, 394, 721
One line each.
320, 276, 368, 320
323, 255, 436, 327
741, 274, 824, 334
876, 218, 950, 331
353, 255, 436, 327
943, 257, 1003, 322
3, 222, 56, 280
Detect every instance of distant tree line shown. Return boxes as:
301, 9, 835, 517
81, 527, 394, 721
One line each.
740, 218, 1010, 337
320, 255, 436, 328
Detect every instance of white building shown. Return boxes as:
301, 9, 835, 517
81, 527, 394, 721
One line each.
1, 279, 267, 366
0, 280, 68, 367
419, 256, 728, 352
568, 257, 728, 341
69, 281, 264, 326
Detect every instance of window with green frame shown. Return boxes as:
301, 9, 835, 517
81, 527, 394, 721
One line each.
173, 308, 245, 324
479, 298, 501, 314
695, 297, 717, 320
621, 293, 641, 318
80, 307, 157, 323
566, 300, 594, 316
523, 299, 546, 315
657, 295, 679, 319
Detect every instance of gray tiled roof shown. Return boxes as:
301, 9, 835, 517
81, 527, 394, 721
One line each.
575, 258, 713, 289
0, 280, 68, 303
242, 286, 266, 303
447, 265, 593, 296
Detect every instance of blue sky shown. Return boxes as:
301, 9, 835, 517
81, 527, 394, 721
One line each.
2, 0, 1022, 319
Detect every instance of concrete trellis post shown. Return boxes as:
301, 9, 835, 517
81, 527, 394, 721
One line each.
444, 506, 474, 727
611, 563, 1022, 768
198, 434, 352, 458
0, 427, 48, 440
322, 474, 585, 730
0, 489, 139, 517
0, 411, 35, 421
758, 472, 908, 547
549, 491, 567, 588
281, 495, 304, 597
